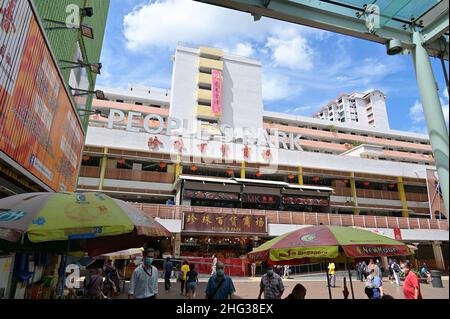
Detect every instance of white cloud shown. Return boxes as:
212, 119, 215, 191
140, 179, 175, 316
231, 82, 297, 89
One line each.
409, 100, 425, 124
262, 73, 300, 101
284, 105, 312, 115
230, 43, 255, 57
123, 0, 320, 50
409, 92, 449, 133
265, 29, 314, 71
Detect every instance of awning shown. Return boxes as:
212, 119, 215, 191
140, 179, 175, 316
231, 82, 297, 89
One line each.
179, 175, 238, 184
287, 184, 334, 192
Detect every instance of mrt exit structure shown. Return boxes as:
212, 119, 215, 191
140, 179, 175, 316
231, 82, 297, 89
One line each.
194, 0, 450, 217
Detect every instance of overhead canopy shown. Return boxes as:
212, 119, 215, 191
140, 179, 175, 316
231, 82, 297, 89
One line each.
194, 0, 449, 59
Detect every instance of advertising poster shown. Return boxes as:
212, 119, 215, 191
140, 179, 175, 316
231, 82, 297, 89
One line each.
0, 0, 84, 192
211, 69, 222, 115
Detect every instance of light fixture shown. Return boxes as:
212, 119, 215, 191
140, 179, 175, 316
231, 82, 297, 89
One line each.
69, 86, 105, 99
43, 19, 94, 39
386, 38, 403, 55
60, 60, 102, 74
80, 7, 94, 17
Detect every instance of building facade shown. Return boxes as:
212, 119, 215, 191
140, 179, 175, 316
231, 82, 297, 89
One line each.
313, 91, 390, 130
0, 0, 109, 198
79, 45, 448, 271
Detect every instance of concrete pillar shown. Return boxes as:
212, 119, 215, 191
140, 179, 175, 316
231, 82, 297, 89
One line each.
240, 161, 246, 179
175, 155, 182, 178
298, 166, 304, 185
432, 241, 445, 270
350, 172, 359, 215
98, 147, 108, 190
397, 176, 409, 218
173, 233, 181, 259
412, 32, 449, 218
381, 257, 389, 272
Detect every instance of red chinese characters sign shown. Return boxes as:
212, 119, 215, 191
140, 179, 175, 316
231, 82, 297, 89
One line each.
183, 212, 267, 235
0, 1, 84, 192
211, 69, 222, 115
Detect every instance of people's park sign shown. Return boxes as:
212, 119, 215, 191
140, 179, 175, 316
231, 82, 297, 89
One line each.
182, 212, 268, 235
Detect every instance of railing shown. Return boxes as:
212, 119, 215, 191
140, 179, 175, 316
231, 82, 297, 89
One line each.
104, 168, 175, 184
333, 186, 429, 202
135, 204, 449, 231
79, 166, 100, 178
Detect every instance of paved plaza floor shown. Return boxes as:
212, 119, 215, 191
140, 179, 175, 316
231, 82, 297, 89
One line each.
117, 275, 449, 299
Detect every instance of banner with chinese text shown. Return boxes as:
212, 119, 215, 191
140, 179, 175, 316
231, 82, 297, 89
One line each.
0, 0, 84, 192
182, 212, 267, 235
211, 69, 222, 115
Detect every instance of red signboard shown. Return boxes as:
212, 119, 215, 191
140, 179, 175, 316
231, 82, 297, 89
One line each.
393, 228, 402, 241
342, 245, 410, 258
0, 1, 84, 192
211, 69, 222, 115
183, 212, 267, 235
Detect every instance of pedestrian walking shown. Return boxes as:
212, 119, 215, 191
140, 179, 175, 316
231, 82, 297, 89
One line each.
104, 261, 120, 298
86, 268, 105, 299
364, 269, 384, 299
388, 258, 394, 283
258, 265, 285, 299
186, 263, 199, 299
403, 261, 422, 299
392, 259, 401, 286
163, 257, 173, 292
128, 256, 158, 299
356, 261, 362, 281
283, 265, 290, 279
376, 259, 383, 279
251, 262, 256, 278
359, 260, 367, 281
327, 261, 336, 288
180, 260, 190, 296
205, 261, 237, 299
368, 259, 380, 278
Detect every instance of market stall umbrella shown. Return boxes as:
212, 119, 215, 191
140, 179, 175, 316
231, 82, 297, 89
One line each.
0, 192, 171, 256
101, 248, 144, 260
248, 225, 413, 299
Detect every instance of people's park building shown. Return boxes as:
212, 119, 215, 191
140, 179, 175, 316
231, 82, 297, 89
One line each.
77, 44, 448, 274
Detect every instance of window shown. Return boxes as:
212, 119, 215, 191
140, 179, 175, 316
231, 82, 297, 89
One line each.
116, 99, 124, 103
135, 102, 143, 106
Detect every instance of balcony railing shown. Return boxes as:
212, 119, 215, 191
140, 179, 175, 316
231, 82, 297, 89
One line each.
104, 169, 175, 184
135, 204, 449, 231
333, 186, 429, 202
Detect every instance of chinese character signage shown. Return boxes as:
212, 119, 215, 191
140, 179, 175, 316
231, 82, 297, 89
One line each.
0, 0, 84, 192
282, 197, 329, 207
183, 212, 267, 235
242, 194, 278, 205
211, 69, 222, 115
184, 190, 239, 201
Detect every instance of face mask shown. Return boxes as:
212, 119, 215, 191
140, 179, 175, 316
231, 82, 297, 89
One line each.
267, 270, 274, 276
144, 257, 153, 266
216, 269, 224, 276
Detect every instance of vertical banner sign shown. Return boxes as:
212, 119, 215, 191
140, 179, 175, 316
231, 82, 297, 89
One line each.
425, 169, 446, 219
393, 228, 402, 241
211, 69, 222, 115
0, 0, 84, 192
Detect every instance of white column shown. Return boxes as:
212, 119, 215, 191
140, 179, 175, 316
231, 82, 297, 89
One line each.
432, 241, 445, 270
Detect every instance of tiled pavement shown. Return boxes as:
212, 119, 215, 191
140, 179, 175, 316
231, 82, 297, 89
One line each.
117, 275, 449, 300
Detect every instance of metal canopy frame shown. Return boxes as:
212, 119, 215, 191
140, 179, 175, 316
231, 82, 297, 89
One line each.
194, 0, 449, 218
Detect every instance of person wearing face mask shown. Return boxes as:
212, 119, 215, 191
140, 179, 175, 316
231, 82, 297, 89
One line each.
128, 255, 159, 300
205, 261, 237, 299
258, 265, 284, 299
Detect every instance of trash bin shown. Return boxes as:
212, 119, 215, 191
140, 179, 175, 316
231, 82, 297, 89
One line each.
430, 270, 444, 288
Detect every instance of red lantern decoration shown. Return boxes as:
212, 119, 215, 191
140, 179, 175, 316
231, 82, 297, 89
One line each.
312, 176, 320, 183
199, 143, 207, 154
388, 183, 395, 189
159, 161, 167, 170
148, 136, 163, 150
262, 148, 272, 160
226, 169, 234, 177
117, 159, 125, 165
221, 144, 229, 157
362, 181, 370, 187
255, 171, 262, 178
288, 174, 295, 180
82, 155, 90, 162
190, 165, 198, 172
243, 146, 250, 159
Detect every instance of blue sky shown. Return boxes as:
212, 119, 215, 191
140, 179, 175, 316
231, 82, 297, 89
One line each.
97, 0, 449, 134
